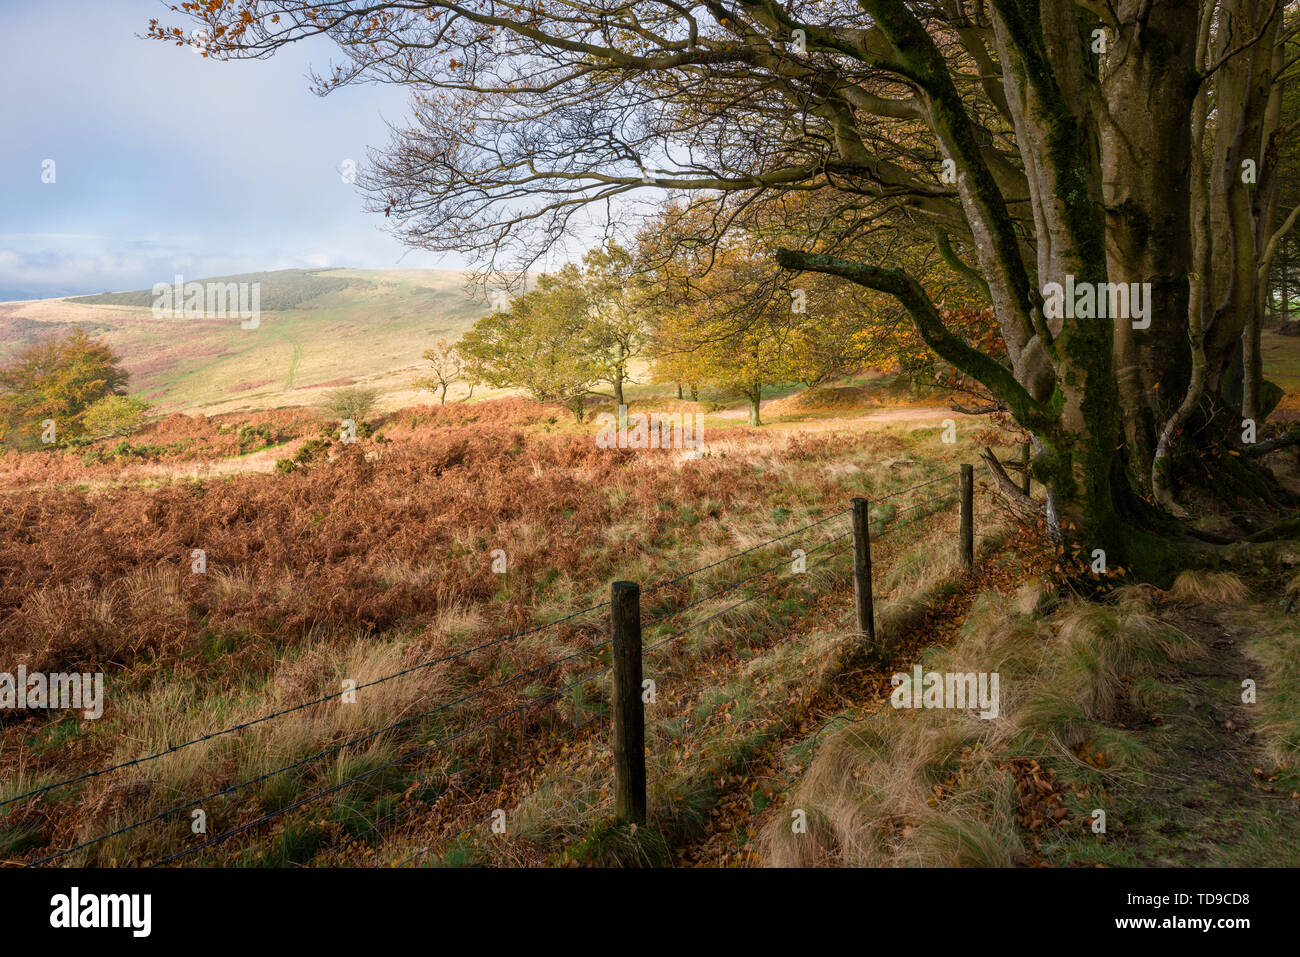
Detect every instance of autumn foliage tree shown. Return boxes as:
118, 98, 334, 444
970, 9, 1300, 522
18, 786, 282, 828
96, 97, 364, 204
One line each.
457, 244, 649, 418
78, 394, 152, 440
417, 338, 468, 404
637, 197, 996, 419
0, 329, 130, 449
579, 242, 648, 409
457, 267, 601, 420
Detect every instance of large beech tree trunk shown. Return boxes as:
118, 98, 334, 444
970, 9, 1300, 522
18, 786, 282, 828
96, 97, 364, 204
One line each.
782, 0, 1288, 579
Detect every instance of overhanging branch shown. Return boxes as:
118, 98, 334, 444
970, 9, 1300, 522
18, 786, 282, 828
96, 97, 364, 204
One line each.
775, 247, 1056, 434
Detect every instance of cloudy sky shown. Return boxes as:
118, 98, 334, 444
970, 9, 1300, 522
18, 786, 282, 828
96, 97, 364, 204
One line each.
0, 0, 468, 302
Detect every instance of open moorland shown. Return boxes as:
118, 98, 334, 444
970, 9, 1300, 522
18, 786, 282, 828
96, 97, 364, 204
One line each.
0, 269, 503, 417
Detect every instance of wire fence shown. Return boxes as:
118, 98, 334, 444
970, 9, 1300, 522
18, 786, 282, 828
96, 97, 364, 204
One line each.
398, 535, 863, 868
399, 494, 956, 868
353, 489, 957, 867
12, 468, 964, 868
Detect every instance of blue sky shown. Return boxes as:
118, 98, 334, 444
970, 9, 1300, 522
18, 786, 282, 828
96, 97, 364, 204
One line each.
0, 0, 465, 301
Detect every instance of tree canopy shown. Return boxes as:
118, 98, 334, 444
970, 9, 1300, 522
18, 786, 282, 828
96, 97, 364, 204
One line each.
0, 329, 130, 449
458, 266, 603, 419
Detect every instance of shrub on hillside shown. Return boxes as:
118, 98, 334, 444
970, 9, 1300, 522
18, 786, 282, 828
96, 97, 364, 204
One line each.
79, 395, 152, 439
275, 437, 334, 474
322, 386, 379, 426
235, 422, 283, 452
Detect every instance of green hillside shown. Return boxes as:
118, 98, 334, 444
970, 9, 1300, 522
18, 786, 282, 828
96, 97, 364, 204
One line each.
66, 268, 361, 311
0, 268, 506, 415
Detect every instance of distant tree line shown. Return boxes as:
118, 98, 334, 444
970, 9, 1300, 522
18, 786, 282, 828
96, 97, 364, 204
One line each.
429, 214, 989, 425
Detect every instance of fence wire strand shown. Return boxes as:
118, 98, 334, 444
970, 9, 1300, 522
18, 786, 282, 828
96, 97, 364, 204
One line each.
27, 634, 613, 867
3, 599, 611, 811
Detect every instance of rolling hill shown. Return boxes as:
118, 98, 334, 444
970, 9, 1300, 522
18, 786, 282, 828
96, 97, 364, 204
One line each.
1, 269, 1296, 421
0, 268, 507, 415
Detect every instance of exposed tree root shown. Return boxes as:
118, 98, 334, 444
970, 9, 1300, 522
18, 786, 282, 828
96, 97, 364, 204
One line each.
978, 446, 1038, 522
1244, 428, 1300, 456
1246, 513, 1300, 543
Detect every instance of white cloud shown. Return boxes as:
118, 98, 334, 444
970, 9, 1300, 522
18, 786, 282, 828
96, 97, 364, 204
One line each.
0, 247, 375, 301
0, 0, 468, 301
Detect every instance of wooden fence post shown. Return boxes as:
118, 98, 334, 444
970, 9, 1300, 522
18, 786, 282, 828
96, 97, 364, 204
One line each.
959, 464, 974, 571
851, 498, 876, 643
1021, 441, 1032, 495
610, 580, 646, 825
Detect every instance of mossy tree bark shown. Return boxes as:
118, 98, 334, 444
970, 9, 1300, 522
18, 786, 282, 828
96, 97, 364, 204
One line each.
774, 0, 1290, 577
746, 383, 762, 427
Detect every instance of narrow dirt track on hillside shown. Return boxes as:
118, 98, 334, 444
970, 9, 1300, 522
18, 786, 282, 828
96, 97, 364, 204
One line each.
1104, 602, 1300, 866
672, 550, 1023, 867
709, 404, 959, 428
681, 594, 1300, 868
